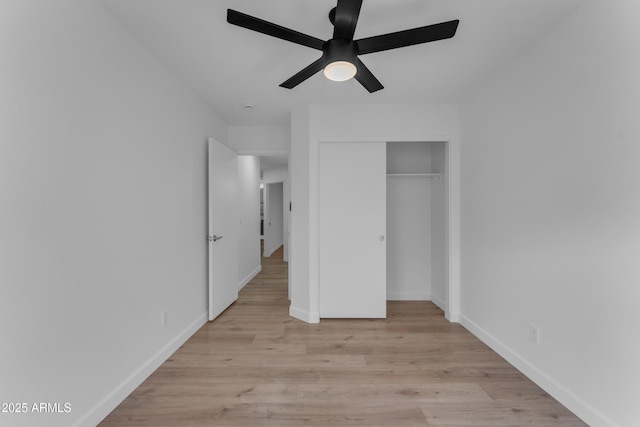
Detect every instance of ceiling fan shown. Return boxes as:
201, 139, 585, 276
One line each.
227, 0, 459, 93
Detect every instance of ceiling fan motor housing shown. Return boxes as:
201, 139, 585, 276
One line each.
322, 38, 358, 65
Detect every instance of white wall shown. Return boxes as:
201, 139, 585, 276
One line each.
460, 1, 640, 426
386, 177, 432, 300
289, 104, 461, 323
386, 141, 433, 174
228, 125, 290, 154
0, 1, 227, 426
237, 156, 261, 289
262, 165, 289, 183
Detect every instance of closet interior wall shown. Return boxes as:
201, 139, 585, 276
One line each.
386, 142, 447, 305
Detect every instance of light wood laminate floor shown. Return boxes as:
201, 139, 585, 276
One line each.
100, 246, 586, 426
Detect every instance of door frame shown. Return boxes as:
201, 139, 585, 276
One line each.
313, 135, 460, 322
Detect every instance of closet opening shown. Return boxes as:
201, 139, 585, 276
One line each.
386, 141, 448, 311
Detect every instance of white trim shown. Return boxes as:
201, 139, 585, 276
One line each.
289, 305, 320, 324
445, 310, 459, 323
235, 148, 289, 157
238, 265, 261, 291
76, 313, 208, 427
264, 244, 282, 258
442, 138, 460, 324
318, 135, 451, 143
431, 294, 447, 312
458, 314, 619, 427
387, 292, 431, 301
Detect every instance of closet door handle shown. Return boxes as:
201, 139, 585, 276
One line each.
379, 235, 385, 242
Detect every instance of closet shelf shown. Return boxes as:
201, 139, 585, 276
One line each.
386, 173, 442, 179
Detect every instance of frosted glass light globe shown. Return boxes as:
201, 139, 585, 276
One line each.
323, 61, 357, 82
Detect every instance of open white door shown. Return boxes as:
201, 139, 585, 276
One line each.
319, 141, 387, 318
208, 138, 238, 321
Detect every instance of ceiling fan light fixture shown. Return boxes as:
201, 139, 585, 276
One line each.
227, 1, 459, 93
323, 60, 357, 82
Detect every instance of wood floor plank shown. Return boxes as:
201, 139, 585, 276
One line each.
421, 404, 585, 427
295, 383, 494, 405
102, 404, 431, 427
99, 245, 586, 426
175, 342, 307, 355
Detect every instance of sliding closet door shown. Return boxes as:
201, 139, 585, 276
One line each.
319, 142, 386, 318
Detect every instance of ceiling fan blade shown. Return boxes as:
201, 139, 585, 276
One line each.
354, 58, 383, 93
280, 57, 326, 89
227, 9, 325, 51
356, 20, 459, 55
333, 0, 363, 40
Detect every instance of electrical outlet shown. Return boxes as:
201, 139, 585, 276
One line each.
529, 325, 540, 344
161, 310, 168, 328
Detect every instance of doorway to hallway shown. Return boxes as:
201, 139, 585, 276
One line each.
263, 182, 284, 258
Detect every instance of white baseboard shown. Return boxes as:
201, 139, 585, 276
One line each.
75, 313, 208, 427
386, 292, 431, 301
431, 294, 447, 311
458, 314, 618, 427
264, 243, 283, 258
444, 310, 459, 323
289, 305, 320, 324
238, 265, 262, 291
431, 294, 455, 322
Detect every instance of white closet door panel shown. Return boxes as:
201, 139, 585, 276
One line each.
319, 142, 386, 318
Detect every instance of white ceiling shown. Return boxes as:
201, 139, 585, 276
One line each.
98, 0, 585, 126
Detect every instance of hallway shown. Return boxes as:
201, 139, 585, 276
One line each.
100, 245, 584, 426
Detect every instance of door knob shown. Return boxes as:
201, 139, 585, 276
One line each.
212, 235, 223, 242
379, 235, 385, 242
